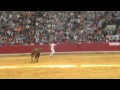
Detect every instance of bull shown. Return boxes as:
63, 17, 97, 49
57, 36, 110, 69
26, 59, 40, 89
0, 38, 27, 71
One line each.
31, 48, 42, 63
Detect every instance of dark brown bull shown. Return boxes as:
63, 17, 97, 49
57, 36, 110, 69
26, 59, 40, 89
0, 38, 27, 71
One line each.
31, 48, 42, 63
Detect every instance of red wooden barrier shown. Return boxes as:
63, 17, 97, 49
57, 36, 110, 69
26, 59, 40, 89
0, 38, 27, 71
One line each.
0, 42, 120, 54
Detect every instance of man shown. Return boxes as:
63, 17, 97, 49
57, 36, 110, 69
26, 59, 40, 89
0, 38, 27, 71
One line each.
49, 42, 57, 57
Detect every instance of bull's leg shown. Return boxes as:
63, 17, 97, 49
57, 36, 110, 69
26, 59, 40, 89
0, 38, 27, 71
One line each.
34, 56, 37, 63
31, 56, 33, 63
37, 57, 39, 62
34, 57, 38, 63
36, 55, 40, 62
33, 55, 36, 63
34, 57, 36, 63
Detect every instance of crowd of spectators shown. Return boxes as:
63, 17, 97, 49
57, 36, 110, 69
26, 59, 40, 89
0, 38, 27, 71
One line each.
0, 11, 120, 46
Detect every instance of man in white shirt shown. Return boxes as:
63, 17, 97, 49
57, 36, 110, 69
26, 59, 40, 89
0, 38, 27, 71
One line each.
49, 42, 57, 56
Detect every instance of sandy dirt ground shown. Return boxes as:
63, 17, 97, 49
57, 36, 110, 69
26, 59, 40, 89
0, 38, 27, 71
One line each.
0, 53, 120, 79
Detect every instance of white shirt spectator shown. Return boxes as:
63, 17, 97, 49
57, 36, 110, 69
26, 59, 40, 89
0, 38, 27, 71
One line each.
7, 30, 11, 35
26, 25, 29, 29
17, 14, 20, 18
35, 22, 38, 26
9, 14, 12, 18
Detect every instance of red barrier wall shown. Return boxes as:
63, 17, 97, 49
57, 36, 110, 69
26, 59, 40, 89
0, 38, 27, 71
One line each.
0, 42, 120, 54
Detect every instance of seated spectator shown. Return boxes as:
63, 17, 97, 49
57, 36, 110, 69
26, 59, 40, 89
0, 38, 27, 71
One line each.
40, 42, 44, 45
30, 42, 34, 46
0, 11, 120, 46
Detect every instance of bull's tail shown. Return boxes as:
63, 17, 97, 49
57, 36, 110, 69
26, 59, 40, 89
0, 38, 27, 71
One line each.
31, 48, 35, 63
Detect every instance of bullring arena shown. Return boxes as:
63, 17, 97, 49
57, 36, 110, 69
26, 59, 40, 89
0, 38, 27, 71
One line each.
1, 50, 120, 79
1, 11, 120, 79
